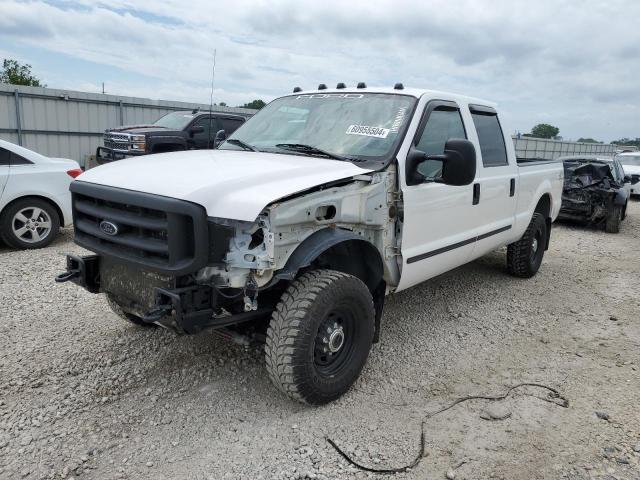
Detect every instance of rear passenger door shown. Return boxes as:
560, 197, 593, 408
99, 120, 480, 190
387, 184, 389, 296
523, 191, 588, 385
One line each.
0, 147, 10, 200
466, 105, 518, 259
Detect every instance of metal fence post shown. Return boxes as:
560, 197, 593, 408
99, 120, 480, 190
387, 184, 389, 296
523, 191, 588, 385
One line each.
119, 100, 124, 125
14, 89, 23, 146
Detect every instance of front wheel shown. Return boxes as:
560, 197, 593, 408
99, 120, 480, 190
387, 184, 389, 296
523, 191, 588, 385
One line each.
265, 270, 375, 405
507, 213, 547, 278
0, 198, 60, 249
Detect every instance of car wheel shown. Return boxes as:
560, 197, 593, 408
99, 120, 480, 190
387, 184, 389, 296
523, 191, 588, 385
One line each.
0, 198, 60, 249
265, 269, 375, 405
507, 212, 547, 278
605, 205, 622, 233
105, 294, 155, 328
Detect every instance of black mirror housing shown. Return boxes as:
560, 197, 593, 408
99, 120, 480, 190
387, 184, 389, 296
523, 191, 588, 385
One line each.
190, 125, 205, 136
406, 138, 476, 187
440, 138, 476, 186
623, 174, 632, 183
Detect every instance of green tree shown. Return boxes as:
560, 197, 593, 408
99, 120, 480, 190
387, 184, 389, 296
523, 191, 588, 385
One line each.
0, 59, 46, 87
611, 137, 640, 147
530, 123, 559, 139
218, 102, 227, 107
577, 137, 601, 143
240, 99, 266, 110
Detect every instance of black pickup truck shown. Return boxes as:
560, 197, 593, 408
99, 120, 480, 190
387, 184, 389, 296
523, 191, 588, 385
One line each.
96, 110, 251, 164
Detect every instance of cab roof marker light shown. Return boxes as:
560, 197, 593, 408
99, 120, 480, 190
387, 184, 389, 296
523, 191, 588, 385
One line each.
318, 84, 327, 90
293, 87, 302, 93
357, 82, 366, 88
394, 83, 404, 90
336, 82, 346, 89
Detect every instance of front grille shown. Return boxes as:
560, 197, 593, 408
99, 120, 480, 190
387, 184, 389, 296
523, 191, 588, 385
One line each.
104, 133, 131, 151
70, 182, 209, 275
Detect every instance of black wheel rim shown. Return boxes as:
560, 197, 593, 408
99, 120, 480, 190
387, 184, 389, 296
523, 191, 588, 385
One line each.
314, 307, 355, 377
530, 227, 543, 263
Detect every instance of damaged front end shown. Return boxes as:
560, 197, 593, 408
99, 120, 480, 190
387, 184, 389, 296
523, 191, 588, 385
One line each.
56, 170, 397, 335
558, 161, 624, 225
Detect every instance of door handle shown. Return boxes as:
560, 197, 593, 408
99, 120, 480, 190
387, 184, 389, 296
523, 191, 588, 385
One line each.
510, 178, 516, 197
473, 183, 480, 205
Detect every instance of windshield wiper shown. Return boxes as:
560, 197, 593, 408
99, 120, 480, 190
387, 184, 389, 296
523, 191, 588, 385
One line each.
275, 143, 350, 161
225, 138, 259, 152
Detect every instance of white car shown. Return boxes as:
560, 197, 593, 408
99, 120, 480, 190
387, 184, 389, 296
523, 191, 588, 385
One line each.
616, 152, 640, 195
0, 140, 81, 249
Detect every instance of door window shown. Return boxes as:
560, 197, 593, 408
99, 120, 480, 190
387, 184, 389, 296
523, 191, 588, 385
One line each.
219, 117, 243, 135
0, 147, 9, 166
415, 107, 466, 180
471, 111, 508, 167
190, 117, 217, 147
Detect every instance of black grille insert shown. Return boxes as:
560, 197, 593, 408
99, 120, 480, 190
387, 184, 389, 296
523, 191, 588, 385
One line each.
71, 182, 208, 275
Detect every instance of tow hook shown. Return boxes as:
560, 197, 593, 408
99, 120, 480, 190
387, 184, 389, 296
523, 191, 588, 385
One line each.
55, 270, 80, 283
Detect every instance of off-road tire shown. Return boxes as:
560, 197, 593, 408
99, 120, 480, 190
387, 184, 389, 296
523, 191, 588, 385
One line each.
265, 270, 375, 405
105, 294, 153, 327
507, 213, 547, 278
605, 205, 622, 233
0, 198, 60, 249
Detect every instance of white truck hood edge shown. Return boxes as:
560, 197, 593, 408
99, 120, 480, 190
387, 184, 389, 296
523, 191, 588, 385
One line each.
77, 149, 374, 221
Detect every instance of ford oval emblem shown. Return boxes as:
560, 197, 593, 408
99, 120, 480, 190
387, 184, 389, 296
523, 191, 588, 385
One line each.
99, 220, 119, 236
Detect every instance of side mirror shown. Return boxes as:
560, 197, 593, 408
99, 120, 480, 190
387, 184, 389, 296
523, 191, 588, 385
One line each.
214, 129, 227, 148
406, 138, 476, 186
623, 174, 632, 183
189, 125, 205, 136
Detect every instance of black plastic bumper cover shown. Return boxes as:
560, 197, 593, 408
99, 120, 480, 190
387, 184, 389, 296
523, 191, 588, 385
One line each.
56, 254, 268, 334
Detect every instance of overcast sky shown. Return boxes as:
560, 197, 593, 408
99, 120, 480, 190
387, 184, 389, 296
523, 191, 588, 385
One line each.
1, 0, 638, 141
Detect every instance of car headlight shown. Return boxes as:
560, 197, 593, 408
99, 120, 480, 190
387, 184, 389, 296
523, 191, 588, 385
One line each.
130, 135, 146, 151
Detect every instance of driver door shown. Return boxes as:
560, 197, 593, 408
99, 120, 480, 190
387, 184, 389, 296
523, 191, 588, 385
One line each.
397, 100, 477, 291
189, 116, 219, 149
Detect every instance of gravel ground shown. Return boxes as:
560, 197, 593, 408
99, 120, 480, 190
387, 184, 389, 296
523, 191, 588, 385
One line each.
1, 201, 639, 480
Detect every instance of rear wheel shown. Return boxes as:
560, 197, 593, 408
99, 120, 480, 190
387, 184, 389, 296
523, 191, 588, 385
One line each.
605, 205, 622, 233
265, 270, 375, 405
0, 198, 60, 249
507, 213, 547, 278
105, 294, 154, 327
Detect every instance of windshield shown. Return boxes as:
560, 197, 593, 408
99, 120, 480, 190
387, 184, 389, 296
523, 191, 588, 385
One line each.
618, 154, 640, 166
219, 93, 417, 164
153, 112, 196, 129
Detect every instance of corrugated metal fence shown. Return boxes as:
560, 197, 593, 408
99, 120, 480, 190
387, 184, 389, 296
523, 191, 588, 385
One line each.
0, 83, 256, 167
512, 136, 616, 159
1, 83, 619, 166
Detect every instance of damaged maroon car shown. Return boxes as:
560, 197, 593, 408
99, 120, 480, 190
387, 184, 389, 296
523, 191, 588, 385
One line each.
558, 156, 631, 233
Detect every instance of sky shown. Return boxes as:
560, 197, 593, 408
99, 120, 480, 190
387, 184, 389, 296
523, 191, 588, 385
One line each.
0, 0, 638, 142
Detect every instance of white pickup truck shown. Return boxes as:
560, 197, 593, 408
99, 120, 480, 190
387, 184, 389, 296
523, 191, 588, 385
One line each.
57, 85, 563, 405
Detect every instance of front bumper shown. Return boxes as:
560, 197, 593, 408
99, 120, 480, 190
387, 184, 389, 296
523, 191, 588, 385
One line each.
96, 147, 145, 164
55, 255, 268, 334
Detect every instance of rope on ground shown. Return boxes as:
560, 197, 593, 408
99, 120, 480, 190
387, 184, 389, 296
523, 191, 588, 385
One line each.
325, 382, 569, 474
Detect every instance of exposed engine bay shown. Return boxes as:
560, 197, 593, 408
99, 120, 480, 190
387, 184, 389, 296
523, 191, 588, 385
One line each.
559, 160, 625, 225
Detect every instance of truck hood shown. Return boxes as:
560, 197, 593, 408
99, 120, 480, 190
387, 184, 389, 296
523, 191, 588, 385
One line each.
107, 125, 178, 135
77, 149, 374, 221
621, 164, 640, 175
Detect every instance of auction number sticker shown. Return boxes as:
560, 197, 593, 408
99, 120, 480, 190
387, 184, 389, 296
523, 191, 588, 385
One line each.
346, 124, 390, 138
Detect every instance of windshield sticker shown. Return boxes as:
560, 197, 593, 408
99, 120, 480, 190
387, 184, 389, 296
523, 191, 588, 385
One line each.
390, 107, 408, 133
296, 93, 364, 99
346, 125, 390, 139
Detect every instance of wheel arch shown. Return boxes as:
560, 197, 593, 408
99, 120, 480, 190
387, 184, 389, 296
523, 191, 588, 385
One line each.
273, 228, 386, 342
0, 194, 64, 227
533, 193, 552, 251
